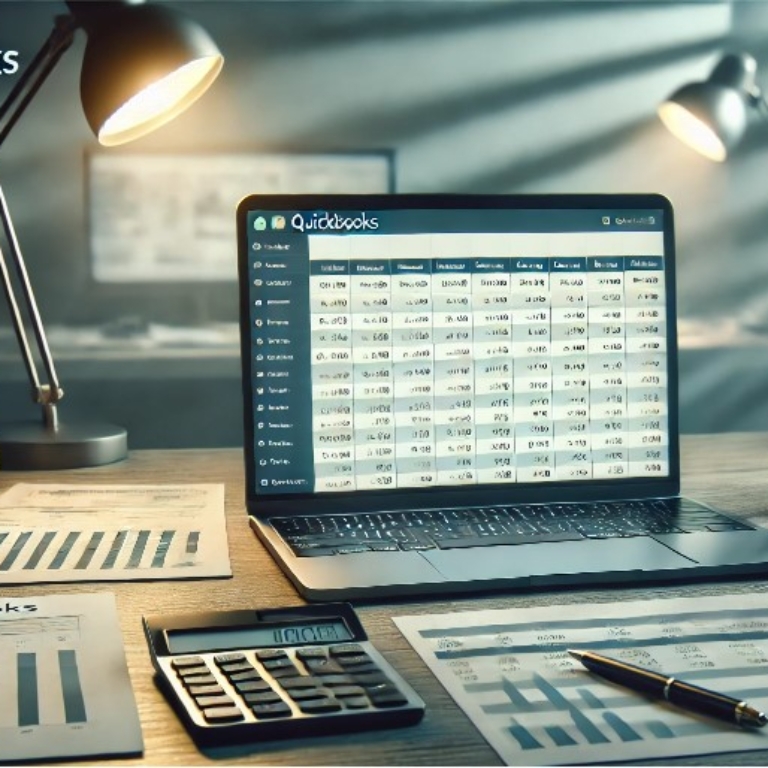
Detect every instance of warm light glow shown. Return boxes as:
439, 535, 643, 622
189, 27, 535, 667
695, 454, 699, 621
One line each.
657, 101, 726, 162
98, 55, 223, 146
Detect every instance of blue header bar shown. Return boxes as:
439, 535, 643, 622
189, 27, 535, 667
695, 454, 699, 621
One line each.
308, 256, 664, 275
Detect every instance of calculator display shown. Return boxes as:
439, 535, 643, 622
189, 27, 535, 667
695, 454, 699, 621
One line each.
166, 620, 353, 654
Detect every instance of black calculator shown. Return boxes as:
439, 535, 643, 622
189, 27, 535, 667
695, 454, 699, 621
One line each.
143, 602, 425, 744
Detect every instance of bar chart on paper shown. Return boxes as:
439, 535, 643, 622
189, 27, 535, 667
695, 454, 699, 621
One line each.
0, 616, 88, 729
0, 527, 205, 575
0, 593, 142, 762
0, 483, 231, 583
394, 594, 768, 765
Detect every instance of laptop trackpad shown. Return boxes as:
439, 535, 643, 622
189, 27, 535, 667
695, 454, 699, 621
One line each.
655, 530, 768, 566
422, 537, 692, 585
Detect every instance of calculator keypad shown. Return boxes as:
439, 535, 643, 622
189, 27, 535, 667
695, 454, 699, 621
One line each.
167, 642, 415, 729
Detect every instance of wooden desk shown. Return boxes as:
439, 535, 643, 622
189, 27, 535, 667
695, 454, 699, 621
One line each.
2, 433, 768, 766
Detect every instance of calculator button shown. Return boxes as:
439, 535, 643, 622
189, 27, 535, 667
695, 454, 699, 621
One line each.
344, 664, 381, 676
187, 684, 225, 697
195, 694, 236, 709
296, 647, 328, 661
171, 656, 206, 669
278, 675, 322, 690
176, 665, 211, 678
229, 670, 263, 683
214, 653, 246, 665
297, 697, 342, 714
329, 644, 365, 657
182, 674, 218, 687
369, 691, 409, 708
287, 688, 326, 701
319, 674, 356, 686
303, 657, 346, 675
330, 685, 367, 698
243, 691, 284, 706
270, 668, 300, 680
341, 696, 370, 710
265, 665, 300, 679
234, 679, 272, 694
261, 657, 295, 671
255, 649, 288, 661
353, 672, 391, 687
202, 706, 244, 724
336, 653, 372, 667
219, 662, 256, 675
366, 683, 408, 707
251, 702, 293, 719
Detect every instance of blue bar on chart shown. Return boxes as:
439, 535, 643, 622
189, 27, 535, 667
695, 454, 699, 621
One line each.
186, 532, 200, 555
509, 718, 544, 750
545, 725, 577, 747
58, 650, 87, 724
102, 531, 128, 569
126, 531, 150, 569
23, 531, 56, 569
151, 530, 176, 568
17, 652, 39, 727
49, 531, 82, 570
603, 711, 642, 742
75, 531, 105, 570
1, 532, 32, 571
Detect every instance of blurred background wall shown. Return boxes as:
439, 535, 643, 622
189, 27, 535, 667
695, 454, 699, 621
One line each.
0, 0, 766, 449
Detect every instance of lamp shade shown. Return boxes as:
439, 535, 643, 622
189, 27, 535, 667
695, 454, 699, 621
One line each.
72, 2, 223, 146
657, 53, 758, 162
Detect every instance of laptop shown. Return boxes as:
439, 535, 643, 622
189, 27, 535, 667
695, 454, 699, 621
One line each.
237, 193, 768, 601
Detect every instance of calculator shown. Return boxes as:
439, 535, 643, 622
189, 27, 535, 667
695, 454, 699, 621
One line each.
143, 602, 425, 744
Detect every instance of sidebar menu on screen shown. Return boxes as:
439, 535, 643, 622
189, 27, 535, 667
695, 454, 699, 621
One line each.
248, 215, 314, 494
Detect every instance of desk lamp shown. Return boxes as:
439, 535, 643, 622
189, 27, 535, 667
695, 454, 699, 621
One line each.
0, 1, 223, 470
658, 52, 767, 161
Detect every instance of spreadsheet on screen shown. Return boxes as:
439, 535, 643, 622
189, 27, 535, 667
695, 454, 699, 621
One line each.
245, 206, 668, 496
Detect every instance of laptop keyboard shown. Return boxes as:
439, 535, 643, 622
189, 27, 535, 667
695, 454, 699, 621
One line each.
271, 499, 753, 557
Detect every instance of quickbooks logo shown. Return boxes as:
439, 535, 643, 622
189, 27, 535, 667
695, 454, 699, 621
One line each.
290, 211, 379, 233
0, 601, 37, 613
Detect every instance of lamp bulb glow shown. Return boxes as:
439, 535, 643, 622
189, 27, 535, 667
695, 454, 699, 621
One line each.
657, 101, 727, 162
98, 54, 223, 146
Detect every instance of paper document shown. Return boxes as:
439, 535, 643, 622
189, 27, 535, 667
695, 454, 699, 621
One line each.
0, 483, 231, 583
395, 594, 768, 765
0, 591, 142, 762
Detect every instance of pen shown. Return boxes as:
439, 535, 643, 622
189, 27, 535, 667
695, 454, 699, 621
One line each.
568, 649, 767, 728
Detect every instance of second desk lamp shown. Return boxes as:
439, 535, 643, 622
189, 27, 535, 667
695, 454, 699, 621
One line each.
658, 52, 767, 161
0, 0, 223, 470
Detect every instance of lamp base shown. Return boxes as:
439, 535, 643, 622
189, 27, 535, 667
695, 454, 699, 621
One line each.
0, 421, 128, 470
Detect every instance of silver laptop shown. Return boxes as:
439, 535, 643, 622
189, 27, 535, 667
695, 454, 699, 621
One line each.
237, 193, 768, 601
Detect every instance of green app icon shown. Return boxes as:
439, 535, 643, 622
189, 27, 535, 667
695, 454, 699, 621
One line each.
254, 217, 267, 231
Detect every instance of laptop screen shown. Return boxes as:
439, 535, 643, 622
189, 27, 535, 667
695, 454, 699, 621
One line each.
238, 194, 678, 508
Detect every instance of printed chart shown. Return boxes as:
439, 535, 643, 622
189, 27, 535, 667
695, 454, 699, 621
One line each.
394, 594, 768, 765
2, 618, 86, 729
0, 592, 142, 762
0, 484, 230, 583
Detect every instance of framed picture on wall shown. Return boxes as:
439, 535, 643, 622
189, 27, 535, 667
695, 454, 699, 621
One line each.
86, 150, 395, 284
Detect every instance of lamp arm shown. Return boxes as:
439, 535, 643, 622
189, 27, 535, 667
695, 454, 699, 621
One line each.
0, 14, 79, 430
0, 187, 63, 426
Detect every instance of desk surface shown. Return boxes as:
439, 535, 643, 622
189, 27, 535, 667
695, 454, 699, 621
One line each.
2, 432, 768, 766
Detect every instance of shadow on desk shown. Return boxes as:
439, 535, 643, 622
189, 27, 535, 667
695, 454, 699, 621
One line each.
0, 371, 245, 450
0, 322, 246, 450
